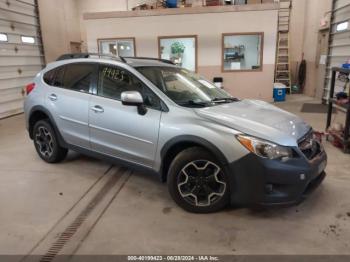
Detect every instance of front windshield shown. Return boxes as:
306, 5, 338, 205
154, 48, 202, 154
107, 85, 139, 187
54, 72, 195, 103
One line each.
137, 66, 236, 107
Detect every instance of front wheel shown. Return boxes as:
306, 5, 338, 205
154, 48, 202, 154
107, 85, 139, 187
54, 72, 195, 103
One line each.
33, 120, 68, 163
167, 147, 230, 213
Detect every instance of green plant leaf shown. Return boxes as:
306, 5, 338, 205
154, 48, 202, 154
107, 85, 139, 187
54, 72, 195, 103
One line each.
171, 41, 186, 54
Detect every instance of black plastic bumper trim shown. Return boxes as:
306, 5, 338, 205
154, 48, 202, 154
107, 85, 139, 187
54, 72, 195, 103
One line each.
228, 151, 327, 207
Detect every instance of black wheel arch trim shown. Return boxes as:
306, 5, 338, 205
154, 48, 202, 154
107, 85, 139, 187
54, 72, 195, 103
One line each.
28, 105, 68, 148
160, 135, 229, 181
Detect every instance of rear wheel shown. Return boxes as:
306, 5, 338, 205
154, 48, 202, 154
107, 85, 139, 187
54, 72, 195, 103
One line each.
167, 147, 230, 213
33, 120, 68, 163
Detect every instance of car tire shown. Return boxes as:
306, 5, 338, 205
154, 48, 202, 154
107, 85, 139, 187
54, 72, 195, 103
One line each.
33, 120, 68, 163
167, 147, 230, 213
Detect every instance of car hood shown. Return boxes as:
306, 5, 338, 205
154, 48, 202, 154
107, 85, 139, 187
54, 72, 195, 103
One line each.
194, 99, 311, 147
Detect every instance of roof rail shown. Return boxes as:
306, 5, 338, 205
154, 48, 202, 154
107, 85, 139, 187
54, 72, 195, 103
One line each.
56, 54, 176, 66
121, 56, 176, 65
56, 53, 123, 62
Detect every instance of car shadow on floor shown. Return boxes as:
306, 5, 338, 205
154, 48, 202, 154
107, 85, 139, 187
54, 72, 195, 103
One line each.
60, 152, 326, 218
63, 150, 104, 164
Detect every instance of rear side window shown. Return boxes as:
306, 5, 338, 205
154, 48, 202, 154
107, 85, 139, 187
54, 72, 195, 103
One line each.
53, 67, 65, 87
62, 64, 96, 93
43, 66, 65, 87
43, 69, 55, 85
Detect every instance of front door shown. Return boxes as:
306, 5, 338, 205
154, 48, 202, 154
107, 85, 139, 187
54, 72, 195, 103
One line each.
89, 65, 162, 168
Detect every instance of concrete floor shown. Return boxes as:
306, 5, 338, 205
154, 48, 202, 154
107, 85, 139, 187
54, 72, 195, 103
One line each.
0, 95, 350, 258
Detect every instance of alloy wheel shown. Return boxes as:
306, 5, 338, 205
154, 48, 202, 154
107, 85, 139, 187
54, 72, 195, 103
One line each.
35, 126, 54, 158
177, 160, 226, 207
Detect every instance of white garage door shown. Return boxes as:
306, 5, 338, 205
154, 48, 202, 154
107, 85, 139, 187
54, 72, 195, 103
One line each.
0, 0, 45, 119
323, 0, 350, 100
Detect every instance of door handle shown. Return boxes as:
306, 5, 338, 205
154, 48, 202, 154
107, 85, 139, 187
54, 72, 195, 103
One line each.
48, 94, 57, 101
91, 105, 104, 113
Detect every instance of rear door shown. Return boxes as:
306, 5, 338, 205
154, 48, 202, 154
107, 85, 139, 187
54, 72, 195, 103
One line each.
89, 64, 162, 168
44, 63, 97, 149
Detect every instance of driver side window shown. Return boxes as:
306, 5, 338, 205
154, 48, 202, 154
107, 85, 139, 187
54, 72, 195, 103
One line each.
98, 65, 161, 109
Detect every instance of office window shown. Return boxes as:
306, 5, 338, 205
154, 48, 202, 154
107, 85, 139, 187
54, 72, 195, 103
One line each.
159, 35, 197, 72
222, 33, 263, 72
98, 38, 135, 57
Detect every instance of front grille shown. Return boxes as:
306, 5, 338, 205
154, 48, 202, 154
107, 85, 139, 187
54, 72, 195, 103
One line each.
298, 130, 322, 160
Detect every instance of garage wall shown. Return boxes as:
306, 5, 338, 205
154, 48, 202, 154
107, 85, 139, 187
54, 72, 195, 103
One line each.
38, 0, 81, 62
289, 0, 333, 97
323, 0, 350, 100
301, 0, 332, 97
0, 0, 45, 119
83, 6, 278, 101
76, 0, 128, 52
289, 0, 306, 85
76, 0, 156, 52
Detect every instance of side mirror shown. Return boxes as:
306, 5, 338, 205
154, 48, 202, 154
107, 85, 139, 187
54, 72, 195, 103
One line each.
121, 91, 147, 115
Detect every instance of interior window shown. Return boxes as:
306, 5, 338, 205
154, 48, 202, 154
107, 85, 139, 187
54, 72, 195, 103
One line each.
222, 33, 263, 71
98, 65, 160, 109
159, 36, 197, 72
62, 64, 95, 93
98, 38, 135, 57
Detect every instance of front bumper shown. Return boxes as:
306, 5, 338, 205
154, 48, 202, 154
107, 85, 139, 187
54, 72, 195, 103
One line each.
228, 149, 327, 206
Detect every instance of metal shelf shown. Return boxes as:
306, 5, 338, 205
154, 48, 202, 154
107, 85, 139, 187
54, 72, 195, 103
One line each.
326, 67, 350, 153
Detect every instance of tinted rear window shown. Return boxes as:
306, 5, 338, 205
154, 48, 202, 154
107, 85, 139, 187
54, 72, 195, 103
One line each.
53, 67, 65, 87
43, 63, 96, 93
43, 69, 55, 85
43, 66, 64, 87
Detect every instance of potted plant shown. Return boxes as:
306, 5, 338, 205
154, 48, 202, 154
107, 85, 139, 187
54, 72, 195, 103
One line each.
171, 41, 185, 59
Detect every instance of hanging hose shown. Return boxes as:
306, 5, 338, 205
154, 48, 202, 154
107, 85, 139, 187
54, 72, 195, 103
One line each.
298, 59, 307, 91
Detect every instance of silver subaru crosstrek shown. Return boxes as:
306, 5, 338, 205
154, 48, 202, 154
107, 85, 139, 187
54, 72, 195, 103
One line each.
24, 53, 327, 213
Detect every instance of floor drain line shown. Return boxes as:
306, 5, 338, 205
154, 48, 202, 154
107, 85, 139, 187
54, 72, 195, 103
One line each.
71, 170, 132, 255
39, 167, 127, 262
23, 165, 113, 261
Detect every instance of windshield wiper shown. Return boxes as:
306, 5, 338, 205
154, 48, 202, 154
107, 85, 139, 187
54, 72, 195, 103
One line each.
211, 97, 239, 103
178, 100, 211, 108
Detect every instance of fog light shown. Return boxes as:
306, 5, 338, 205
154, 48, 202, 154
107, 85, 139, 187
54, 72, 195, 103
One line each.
300, 174, 306, 180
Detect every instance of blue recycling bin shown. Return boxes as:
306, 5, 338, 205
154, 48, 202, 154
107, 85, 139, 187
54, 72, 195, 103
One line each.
166, 0, 177, 8
273, 83, 287, 102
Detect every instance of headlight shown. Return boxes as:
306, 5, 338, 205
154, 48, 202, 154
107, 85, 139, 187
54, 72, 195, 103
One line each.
236, 135, 293, 160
